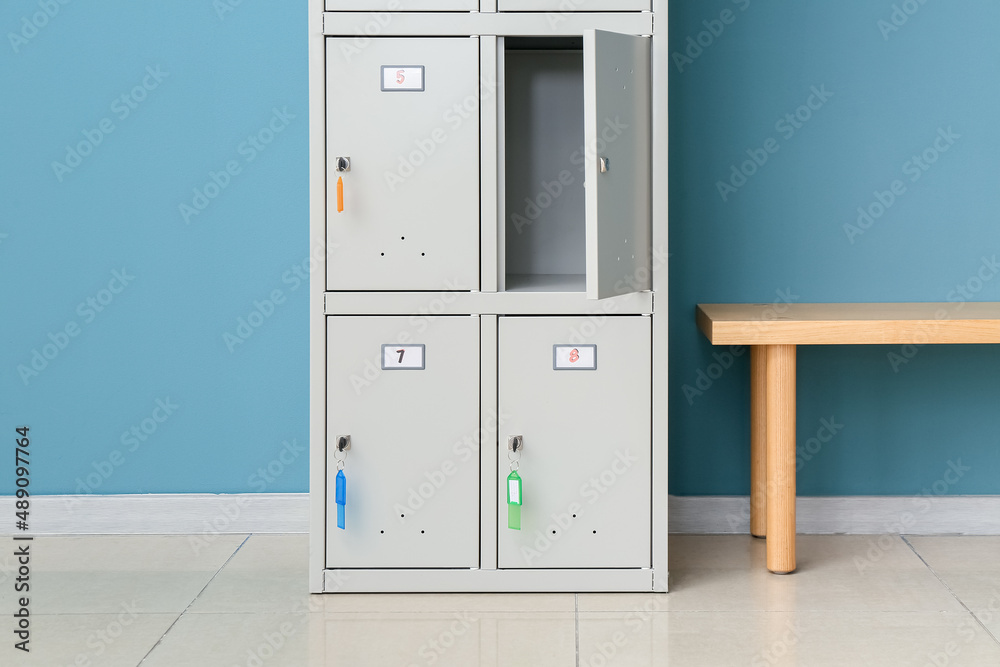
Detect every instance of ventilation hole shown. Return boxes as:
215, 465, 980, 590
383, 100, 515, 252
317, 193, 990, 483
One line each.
381, 252, 385, 256
400, 513, 405, 518
421, 252, 426, 256
380, 530, 385, 534
401, 236, 405, 240
552, 530, 557, 535
572, 514, 577, 518
420, 530, 425, 534
593, 530, 597, 534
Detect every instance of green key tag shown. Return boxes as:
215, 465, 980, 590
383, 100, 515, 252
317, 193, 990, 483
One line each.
507, 470, 522, 530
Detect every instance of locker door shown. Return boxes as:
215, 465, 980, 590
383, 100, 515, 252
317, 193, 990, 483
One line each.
326, 38, 480, 291
327, 0, 478, 8
583, 30, 652, 300
497, 316, 651, 569
327, 316, 480, 568
499, 0, 649, 9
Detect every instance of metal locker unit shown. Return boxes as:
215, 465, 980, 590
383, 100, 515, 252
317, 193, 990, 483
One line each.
310, 0, 668, 593
326, 316, 480, 568
497, 316, 652, 569
326, 37, 480, 291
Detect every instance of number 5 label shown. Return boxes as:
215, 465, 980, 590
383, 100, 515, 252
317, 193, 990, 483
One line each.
553, 345, 597, 370
381, 344, 426, 370
381, 66, 425, 92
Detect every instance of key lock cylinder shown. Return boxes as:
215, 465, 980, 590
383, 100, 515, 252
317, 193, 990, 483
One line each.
507, 436, 524, 530
334, 435, 351, 530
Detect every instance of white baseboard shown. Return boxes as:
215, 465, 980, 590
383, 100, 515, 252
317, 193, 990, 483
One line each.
669, 495, 1000, 535
0, 493, 309, 535
1, 494, 998, 535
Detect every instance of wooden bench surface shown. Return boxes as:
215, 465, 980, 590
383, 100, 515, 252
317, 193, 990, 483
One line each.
697, 303, 1000, 345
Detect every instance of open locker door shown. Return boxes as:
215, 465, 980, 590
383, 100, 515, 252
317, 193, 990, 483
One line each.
583, 30, 652, 300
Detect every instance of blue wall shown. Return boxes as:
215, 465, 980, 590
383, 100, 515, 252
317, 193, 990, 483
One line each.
1, 1, 309, 494
2, 1, 998, 497
669, 0, 1000, 494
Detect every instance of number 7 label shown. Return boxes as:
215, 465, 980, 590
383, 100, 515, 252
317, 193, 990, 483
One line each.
381, 344, 426, 370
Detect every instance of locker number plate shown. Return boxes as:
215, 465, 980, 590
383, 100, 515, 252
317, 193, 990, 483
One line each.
381, 66, 425, 92
553, 345, 597, 371
381, 344, 425, 370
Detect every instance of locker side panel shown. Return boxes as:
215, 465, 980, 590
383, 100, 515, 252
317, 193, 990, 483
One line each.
326, 38, 481, 291
497, 316, 652, 569
327, 316, 481, 568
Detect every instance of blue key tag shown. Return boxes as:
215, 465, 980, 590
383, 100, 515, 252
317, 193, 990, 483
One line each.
507, 470, 522, 531
335, 469, 347, 530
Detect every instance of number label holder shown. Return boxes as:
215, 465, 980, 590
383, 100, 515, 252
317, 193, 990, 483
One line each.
552, 344, 597, 371
381, 66, 425, 92
381, 344, 426, 370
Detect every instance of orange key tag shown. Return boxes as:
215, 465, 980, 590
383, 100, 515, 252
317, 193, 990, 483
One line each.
337, 176, 344, 213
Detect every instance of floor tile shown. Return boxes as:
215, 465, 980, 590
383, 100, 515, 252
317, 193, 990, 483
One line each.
906, 536, 1000, 572
581, 535, 963, 613
317, 612, 576, 667
578, 611, 1000, 667
0, 612, 175, 667
0, 535, 246, 615
140, 612, 313, 667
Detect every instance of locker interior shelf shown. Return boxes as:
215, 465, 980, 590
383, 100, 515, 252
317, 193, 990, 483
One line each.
504, 273, 586, 293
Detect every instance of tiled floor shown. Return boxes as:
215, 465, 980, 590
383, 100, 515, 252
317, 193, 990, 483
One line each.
2, 534, 1000, 666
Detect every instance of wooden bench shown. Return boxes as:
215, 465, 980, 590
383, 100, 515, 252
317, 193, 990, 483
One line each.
696, 303, 1000, 574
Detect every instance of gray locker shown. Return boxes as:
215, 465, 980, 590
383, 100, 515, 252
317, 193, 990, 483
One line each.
326, 316, 480, 568
326, 38, 480, 291
497, 316, 652, 569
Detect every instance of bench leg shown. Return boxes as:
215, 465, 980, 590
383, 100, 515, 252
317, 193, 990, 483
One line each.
750, 346, 767, 538
765, 344, 797, 574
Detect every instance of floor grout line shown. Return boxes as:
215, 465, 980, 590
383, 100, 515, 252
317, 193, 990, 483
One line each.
574, 593, 580, 667
134, 533, 253, 666
901, 535, 1000, 649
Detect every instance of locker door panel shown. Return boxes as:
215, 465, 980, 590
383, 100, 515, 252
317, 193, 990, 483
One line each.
326, 38, 480, 291
497, 316, 651, 569
326, 316, 480, 568
583, 30, 651, 300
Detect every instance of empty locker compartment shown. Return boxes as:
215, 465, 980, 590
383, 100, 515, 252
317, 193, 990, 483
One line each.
497, 315, 652, 569
326, 316, 481, 568
501, 32, 651, 299
326, 37, 480, 291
